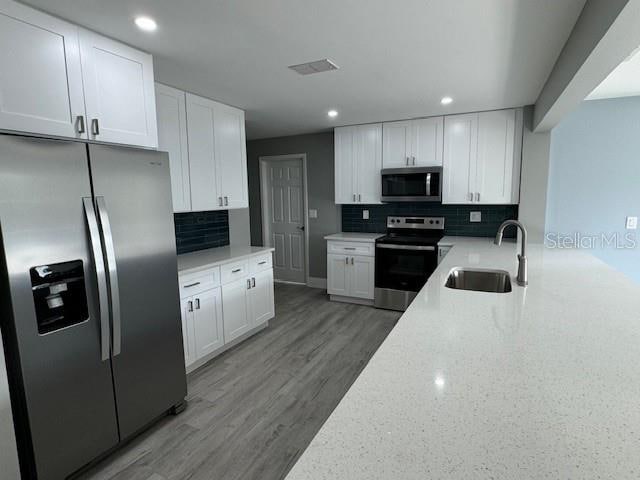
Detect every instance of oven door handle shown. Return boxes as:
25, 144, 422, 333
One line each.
376, 244, 436, 251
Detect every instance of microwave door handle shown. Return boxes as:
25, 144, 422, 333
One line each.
426, 173, 432, 196
83, 198, 111, 361
95, 196, 122, 357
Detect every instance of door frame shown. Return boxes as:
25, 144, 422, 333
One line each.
259, 154, 310, 285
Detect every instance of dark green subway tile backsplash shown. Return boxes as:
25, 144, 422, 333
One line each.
342, 204, 519, 237
175, 210, 229, 254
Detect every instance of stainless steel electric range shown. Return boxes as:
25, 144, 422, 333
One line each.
374, 216, 445, 311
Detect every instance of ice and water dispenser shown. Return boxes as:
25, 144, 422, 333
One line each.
30, 261, 88, 334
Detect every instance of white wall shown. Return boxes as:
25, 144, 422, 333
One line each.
228, 208, 251, 245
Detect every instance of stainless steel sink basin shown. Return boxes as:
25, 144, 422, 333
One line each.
445, 268, 512, 293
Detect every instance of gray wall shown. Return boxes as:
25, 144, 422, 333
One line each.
228, 208, 251, 246
546, 96, 640, 283
247, 132, 339, 279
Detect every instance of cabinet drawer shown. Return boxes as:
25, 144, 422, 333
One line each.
179, 268, 220, 298
221, 260, 249, 284
249, 253, 273, 274
327, 241, 374, 257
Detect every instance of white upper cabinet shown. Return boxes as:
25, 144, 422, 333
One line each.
155, 83, 191, 212
0, 1, 158, 148
79, 29, 157, 148
214, 104, 248, 209
186, 93, 220, 212
0, 1, 86, 139
382, 121, 412, 168
184, 92, 248, 212
334, 123, 382, 204
382, 117, 443, 168
443, 108, 522, 205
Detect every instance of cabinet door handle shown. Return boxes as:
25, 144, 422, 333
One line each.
188, 300, 193, 312
252, 277, 256, 288
412, 156, 416, 165
351, 257, 354, 265
476, 192, 480, 202
218, 197, 223, 206
468, 192, 474, 202
76, 115, 86, 134
358, 193, 362, 202
195, 298, 200, 310
247, 279, 252, 289
406, 157, 410, 166
345, 257, 349, 265
224, 196, 229, 206
352, 193, 356, 202
91, 118, 100, 136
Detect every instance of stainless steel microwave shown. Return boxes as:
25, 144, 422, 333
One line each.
380, 167, 442, 202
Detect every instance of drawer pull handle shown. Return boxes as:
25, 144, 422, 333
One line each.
232, 268, 242, 273
258, 261, 267, 265
184, 282, 201, 288
343, 247, 356, 250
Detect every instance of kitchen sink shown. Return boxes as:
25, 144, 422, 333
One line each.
445, 268, 512, 293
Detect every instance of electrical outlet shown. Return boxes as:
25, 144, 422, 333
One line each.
626, 216, 638, 230
470, 211, 482, 223
362, 210, 369, 220
309, 209, 318, 219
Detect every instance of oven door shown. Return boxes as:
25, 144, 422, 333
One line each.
380, 167, 441, 202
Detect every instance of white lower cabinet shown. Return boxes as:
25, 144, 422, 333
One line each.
327, 240, 375, 302
179, 253, 275, 371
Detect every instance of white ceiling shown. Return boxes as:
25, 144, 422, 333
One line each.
23, 0, 585, 139
587, 45, 640, 101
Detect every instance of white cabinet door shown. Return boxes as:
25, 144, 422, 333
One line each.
248, 269, 275, 326
215, 104, 248, 209
186, 93, 220, 211
475, 109, 520, 204
222, 278, 250, 343
355, 123, 382, 204
327, 254, 349, 296
155, 83, 191, 212
382, 120, 412, 168
193, 287, 224, 358
0, 1, 86, 139
334, 126, 355, 204
180, 297, 195, 367
350, 255, 375, 300
79, 29, 157, 148
443, 113, 477, 204
412, 117, 444, 166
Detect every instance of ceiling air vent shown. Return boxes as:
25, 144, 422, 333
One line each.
288, 58, 339, 75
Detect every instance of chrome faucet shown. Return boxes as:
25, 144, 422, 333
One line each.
494, 220, 528, 286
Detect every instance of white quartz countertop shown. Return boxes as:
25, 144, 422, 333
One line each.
286, 237, 640, 479
177, 245, 274, 274
324, 232, 383, 243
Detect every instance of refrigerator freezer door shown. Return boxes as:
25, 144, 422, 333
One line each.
0, 135, 119, 479
0, 328, 20, 480
88, 144, 186, 439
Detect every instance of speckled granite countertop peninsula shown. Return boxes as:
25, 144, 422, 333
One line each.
285, 236, 640, 479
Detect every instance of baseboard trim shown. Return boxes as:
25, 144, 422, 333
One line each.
307, 277, 327, 289
329, 295, 374, 306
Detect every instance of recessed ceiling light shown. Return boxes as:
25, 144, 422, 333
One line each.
135, 16, 157, 32
328, 110, 338, 118
441, 96, 453, 105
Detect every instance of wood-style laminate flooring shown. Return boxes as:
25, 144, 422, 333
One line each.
79, 283, 400, 480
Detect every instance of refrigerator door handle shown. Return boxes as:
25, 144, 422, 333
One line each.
83, 197, 111, 361
95, 196, 122, 357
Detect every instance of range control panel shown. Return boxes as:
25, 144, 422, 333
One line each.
386, 216, 445, 230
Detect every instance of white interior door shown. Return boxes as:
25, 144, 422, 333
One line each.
248, 269, 275, 326
0, 2, 86, 138
327, 254, 349, 296
264, 158, 306, 283
443, 113, 478, 204
79, 28, 157, 147
355, 123, 382, 204
334, 126, 355, 203
475, 109, 516, 204
382, 120, 412, 167
155, 83, 191, 212
186, 93, 220, 211
412, 117, 444, 166
215, 104, 248, 209
222, 278, 250, 343
193, 287, 224, 357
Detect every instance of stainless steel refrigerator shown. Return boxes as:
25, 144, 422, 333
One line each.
0, 134, 187, 479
